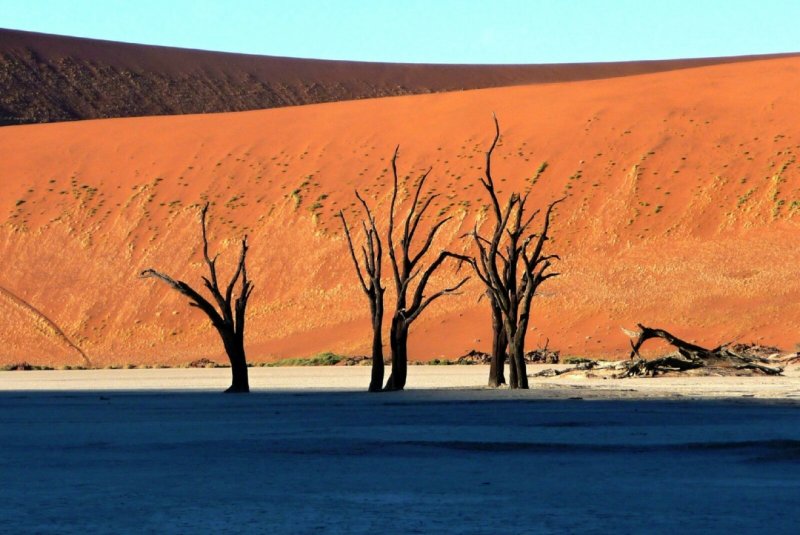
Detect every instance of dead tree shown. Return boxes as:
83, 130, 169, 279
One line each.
141, 202, 254, 393
449, 117, 563, 389
384, 146, 470, 391
338, 193, 386, 392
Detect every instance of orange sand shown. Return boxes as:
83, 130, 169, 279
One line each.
2, 55, 800, 366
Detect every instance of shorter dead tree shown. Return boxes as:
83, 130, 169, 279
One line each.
338, 193, 386, 392
141, 202, 254, 393
622, 324, 784, 376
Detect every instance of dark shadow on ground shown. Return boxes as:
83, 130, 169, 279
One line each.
1, 390, 798, 533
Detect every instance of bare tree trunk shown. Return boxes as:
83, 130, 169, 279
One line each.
369, 299, 385, 392
385, 315, 408, 391
222, 331, 250, 393
512, 343, 529, 389
507, 321, 519, 388
488, 300, 507, 387
507, 342, 518, 389
507, 336, 529, 389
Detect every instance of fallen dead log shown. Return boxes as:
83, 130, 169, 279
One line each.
456, 344, 560, 366
620, 324, 784, 377
734, 362, 784, 375
456, 350, 492, 365
621, 354, 704, 377
776, 353, 800, 366
525, 348, 560, 364
525, 338, 560, 364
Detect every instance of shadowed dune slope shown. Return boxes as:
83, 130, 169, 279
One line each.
1, 55, 800, 367
2, 28, 798, 126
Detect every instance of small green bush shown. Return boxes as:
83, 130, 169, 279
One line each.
267, 351, 346, 367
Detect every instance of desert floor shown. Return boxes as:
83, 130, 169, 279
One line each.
2, 366, 799, 533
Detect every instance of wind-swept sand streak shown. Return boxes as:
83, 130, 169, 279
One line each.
0, 284, 91, 365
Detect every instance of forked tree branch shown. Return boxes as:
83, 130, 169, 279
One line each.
338, 209, 370, 294
140, 202, 252, 336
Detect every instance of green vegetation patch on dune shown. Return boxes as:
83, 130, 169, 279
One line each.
266, 351, 348, 367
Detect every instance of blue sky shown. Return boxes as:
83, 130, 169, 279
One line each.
2, 0, 799, 64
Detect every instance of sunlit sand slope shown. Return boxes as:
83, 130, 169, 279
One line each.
2, 55, 799, 366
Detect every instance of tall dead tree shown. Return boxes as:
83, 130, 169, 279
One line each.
338, 193, 386, 392
384, 146, 469, 391
450, 117, 563, 388
141, 202, 254, 393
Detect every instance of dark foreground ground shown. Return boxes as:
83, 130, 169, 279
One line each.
1, 389, 798, 534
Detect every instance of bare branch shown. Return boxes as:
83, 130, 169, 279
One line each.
337, 210, 369, 294
520, 207, 542, 235
224, 236, 248, 312
408, 250, 464, 320
354, 190, 383, 280
387, 145, 402, 289
200, 202, 220, 290
406, 276, 470, 323
408, 193, 439, 244
483, 113, 503, 222
529, 197, 565, 265
360, 220, 374, 271
140, 268, 224, 328
410, 216, 452, 267
355, 190, 379, 235
403, 167, 434, 245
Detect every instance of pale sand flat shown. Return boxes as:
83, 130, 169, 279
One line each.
2, 364, 799, 401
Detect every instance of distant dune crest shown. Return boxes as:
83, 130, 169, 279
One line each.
1, 28, 797, 125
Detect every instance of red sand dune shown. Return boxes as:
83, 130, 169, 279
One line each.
2, 55, 800, 367
2, 27, 797, 125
